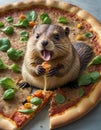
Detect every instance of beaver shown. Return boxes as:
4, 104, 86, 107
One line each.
22, 24, 93, 89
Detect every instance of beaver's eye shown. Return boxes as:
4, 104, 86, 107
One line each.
36, 33, 40, 39
54, 33, 60, 40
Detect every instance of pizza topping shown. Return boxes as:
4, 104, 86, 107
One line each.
25, 11, 37, 22
84, 32, 93, 38
41, 61, 51, 73
58, 17, 68, 24
14, 18, 29, 28
40, 13, 51, 24
30, 97, 42, 105
0, 77, 16, 89
79, 88, 85, 97
5, 16, 13, 23
9, 63, 21, 73
24, 103, 31, 109
0, 26, 14, 35
78, 71, 100, 86
26, 95, 33, 102
3, 88, 15, 100
0, 58, 8, 69
0, 38, 11, 52
76, 34, 83, 40
29, 21, 35, 27
88, 55, 101, 66
19, 14, 26, 20
0, 22, 4, 27
55, 93, 65, 104
18, 109, 34, 114
20, 30, 29, 42
7, 48, 24, 60
76, 23, 83, 29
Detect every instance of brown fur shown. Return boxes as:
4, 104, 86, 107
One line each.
22, 24, 80, 89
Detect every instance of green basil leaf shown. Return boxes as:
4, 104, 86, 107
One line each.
79, 88, 85, 97
0, 38, 11, 52
9, 63, 21, 73
20, 30, 29, 41
14, 18, 29, 28
5, 16, 13, 23
7, 48, 24, 60
0, 22, 4, 27
40, 13, 51, 24
3, 89, 15, 100
58, 17, 68, 24
78, 73, 92, 86
20, 36, 28, 41
0, 77, 16, 89
30, 97, 42, 105
1, 26, 14, 35
18, 109, 34, 114
26, 11, 37, 21
90, 71, 100, 83
89, 55, 101, 66
0, 58, 8, 70
55, 93, 65, 104
84, 32, 93, 38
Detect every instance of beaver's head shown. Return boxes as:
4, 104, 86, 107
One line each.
28, 24, 71, 61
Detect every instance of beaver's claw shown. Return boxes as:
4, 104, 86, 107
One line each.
47, 68, 58, 77
36, 65, 45, 75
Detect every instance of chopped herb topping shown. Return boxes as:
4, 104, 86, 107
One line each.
84, 32, 93, 38
20, 30, 29, 42
78, 71, 100, 86
5, 16, 13, 23
0, 26, 14, 35
3, 89, 15, 100
88, 55, 101, 66
26, 11, 37, 21
0, 77, 16, 89
14, 18, 29, 28
18, 109, 34, 114
58, 17, 68, 24
7, 48, 24, 60
9, 63, 21, 73
40, 13, 51, 24
30, 97, 42, 105
0, 38, 11, 52
0, 58, 8, 70
0, 22, 4, 27
79, 88, 85, 97
55, 93, 65, 104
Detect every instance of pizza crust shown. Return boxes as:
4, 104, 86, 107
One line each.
0, 115, 17, 130
50, 81, 101, 129
0, 0, 101, 129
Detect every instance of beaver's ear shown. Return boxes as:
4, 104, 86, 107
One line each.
64, 27, 70, 36
33, 25, 37, 33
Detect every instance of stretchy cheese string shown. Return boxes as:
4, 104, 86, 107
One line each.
41, 62, 51, 91
44, 75, 47, 91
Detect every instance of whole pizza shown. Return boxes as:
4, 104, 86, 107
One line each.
0, 0, 101, 130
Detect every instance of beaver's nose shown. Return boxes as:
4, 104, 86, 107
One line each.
41, 40, 48, 47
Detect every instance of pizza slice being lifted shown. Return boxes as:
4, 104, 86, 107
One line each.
0, 90, 53, 130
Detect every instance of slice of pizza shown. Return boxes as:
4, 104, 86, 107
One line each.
0, 90, 53, 130
49, 82, 101, 129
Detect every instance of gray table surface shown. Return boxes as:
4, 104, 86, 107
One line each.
0, 0, 101, 130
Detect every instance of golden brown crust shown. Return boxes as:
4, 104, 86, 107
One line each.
0, 114, 17, 130
0, 0, 101, 129
50, 81, 101, 129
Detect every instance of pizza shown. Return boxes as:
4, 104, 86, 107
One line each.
0, 0, 101, 130
0, 89, 53, 130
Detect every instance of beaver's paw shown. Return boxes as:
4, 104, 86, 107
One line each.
47, 68, 58, 77
36, 65, 45, 75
